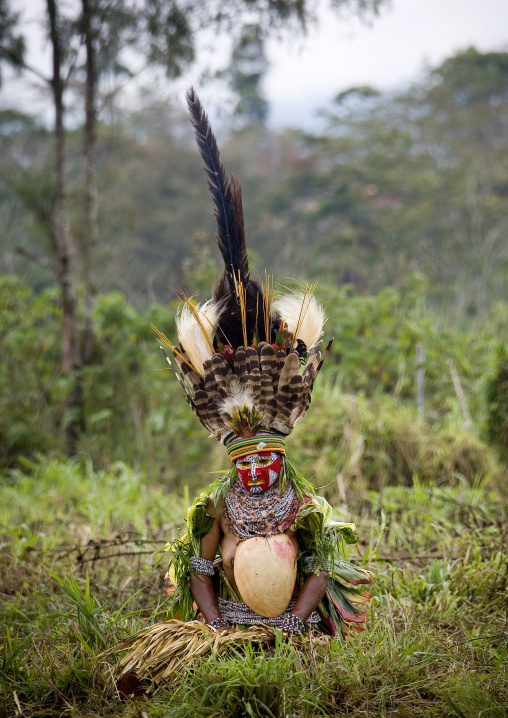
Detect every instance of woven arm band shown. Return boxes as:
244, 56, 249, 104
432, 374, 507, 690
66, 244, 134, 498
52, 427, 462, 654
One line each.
280, 613, 305, 634
207, 617, 230, 630
190, 556, 215, 576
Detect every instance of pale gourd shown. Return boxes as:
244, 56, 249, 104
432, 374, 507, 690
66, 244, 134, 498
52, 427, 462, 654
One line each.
234, 534, 297, 617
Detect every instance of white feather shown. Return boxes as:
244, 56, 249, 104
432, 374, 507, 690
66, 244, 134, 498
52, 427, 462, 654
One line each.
175, 299, 223, 372
273, 289, 325, 349
219, 379, 254, 419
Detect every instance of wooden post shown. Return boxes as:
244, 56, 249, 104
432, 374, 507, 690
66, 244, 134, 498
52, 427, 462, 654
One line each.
447, 360, 473, 430
416, 342, 425, 416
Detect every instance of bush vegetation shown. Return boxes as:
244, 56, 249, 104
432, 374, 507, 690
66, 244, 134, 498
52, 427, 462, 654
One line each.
1, 275, 506, 486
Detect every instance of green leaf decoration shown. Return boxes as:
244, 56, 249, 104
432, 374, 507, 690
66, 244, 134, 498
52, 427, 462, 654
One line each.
230, 405, 264, 437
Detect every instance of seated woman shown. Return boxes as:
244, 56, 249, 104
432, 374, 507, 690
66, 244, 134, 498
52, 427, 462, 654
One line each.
115, 89, 373, 694
190, 442, 329, 634
167, 428, 372, 640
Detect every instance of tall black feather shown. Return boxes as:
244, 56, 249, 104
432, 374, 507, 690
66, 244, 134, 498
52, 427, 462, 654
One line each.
186, 87, 265, 350
186, 88, 248, 292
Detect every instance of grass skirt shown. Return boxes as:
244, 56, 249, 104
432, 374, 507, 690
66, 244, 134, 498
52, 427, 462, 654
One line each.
114, 619, 328, 684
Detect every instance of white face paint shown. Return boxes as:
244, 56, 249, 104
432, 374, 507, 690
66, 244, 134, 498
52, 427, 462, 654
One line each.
235, 452, 281, 493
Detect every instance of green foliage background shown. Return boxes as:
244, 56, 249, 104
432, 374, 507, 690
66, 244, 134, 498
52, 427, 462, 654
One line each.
1, 274, 506, 491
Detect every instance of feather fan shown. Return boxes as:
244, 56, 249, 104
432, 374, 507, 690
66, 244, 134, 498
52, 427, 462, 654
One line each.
154, 91, 332, 444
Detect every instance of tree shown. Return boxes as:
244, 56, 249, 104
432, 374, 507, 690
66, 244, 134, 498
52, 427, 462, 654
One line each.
224, 25, 269, 126
0, 0, 98, 450
411, 49, 508, 314
0, 0, 25, 85
77, 0, 139, 363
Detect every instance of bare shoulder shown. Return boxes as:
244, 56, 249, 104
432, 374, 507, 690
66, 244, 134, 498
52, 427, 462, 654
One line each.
205, 496, 224, 520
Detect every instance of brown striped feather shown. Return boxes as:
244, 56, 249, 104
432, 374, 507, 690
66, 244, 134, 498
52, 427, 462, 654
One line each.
234, 349, 248, 383
245, 346, 260, 374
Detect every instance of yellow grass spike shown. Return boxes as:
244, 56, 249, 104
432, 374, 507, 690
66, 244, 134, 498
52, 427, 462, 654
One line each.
263, 270, 276, 344
150, 324, 201, 375
291, 281, 318, 352
232, 270, 248, 348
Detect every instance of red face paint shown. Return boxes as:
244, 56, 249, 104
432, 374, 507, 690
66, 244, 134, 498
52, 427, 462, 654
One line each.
235, 451, 281, 493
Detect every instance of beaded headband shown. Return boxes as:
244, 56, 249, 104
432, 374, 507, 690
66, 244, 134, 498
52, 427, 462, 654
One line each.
226, 434, 286, 462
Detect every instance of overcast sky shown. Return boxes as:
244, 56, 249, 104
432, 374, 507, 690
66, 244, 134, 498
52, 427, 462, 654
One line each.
264, 0, 508, 128
2, 0, 507, 131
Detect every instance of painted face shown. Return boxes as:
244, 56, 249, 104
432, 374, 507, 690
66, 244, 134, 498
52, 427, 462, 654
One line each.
235, 452, 281, 494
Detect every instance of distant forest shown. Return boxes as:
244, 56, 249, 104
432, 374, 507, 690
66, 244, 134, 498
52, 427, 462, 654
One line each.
1, 47, 507, 319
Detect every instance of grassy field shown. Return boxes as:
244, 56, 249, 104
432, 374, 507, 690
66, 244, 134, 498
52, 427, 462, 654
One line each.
1, 456, 507, 718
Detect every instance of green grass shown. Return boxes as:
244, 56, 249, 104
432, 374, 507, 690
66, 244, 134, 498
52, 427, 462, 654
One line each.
1, 457, 507, 717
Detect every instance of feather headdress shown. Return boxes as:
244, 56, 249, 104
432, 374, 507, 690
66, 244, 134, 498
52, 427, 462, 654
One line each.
153, 89, 333, 448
